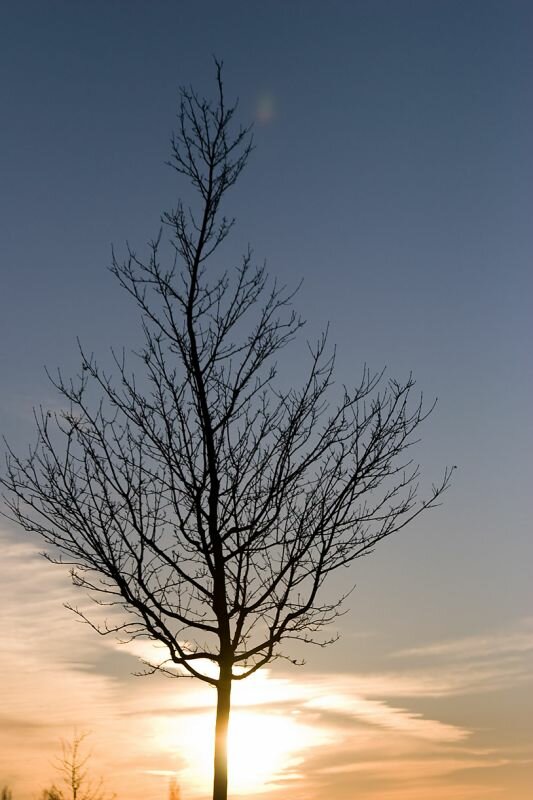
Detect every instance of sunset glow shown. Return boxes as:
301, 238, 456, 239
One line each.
1, 531, 532, 798
2, 3, 532, 800
154, 707, 328, 795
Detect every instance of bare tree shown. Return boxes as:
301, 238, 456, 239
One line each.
41, 733, 113, 800
168, 778, 181, 800
2, 64, 451, 800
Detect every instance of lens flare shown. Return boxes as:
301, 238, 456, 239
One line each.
256, 92, 276, 125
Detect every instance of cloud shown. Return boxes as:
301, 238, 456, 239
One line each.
1, 525, 531, 800
121, 665, 468, 741
0, 532, 108, 665
304, 691, 468, 742
394, 619, 533, 661
0, 528, 125, 793
315, 756, 512, 778
305, 656, 531, 700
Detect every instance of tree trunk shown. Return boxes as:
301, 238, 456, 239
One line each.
213, 668, 232, 800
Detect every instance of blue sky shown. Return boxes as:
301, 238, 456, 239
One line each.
1, 2, 532, 798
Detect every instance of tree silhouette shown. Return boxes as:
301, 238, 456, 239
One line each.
168, 778, 181, 800
41, 733, 113, 800
2, 63, 451, 800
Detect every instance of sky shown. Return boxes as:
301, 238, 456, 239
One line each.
1, 1, 532, 798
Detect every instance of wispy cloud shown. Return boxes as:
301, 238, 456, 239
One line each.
395, 619, 533, 660
0, 529, 129, 790
315, 756, 512, 778
304, 691, 468, 741
1, 526, 531, 800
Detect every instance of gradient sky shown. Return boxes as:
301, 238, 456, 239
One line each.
1, 2, 532, 799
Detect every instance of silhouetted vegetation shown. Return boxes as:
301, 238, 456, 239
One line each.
40, 733, 114, 800
1, 734, 128, 800
2, 62, 450, 800
1, 758, 180, 800
168, 779, 181, 800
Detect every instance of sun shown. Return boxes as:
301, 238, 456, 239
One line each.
157, 707, 319, 795
228, 709, 309, 793
152, 675, 327, 796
